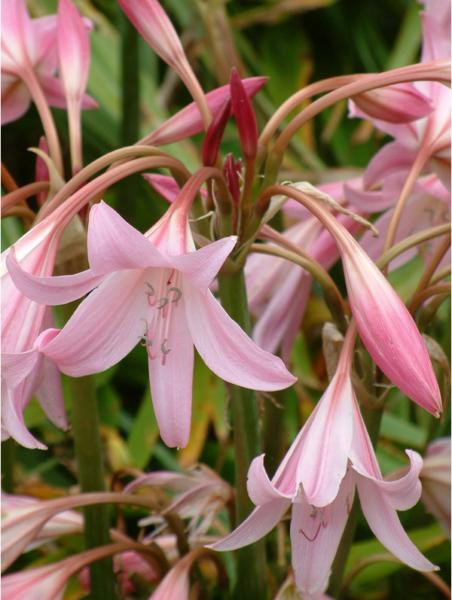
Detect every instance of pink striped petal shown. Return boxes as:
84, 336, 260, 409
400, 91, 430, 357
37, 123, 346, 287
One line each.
141, 77, 267, 146
363, 141, 416, 188
247, 454, 293, 504
6, 250, 102, 305
290, 473, 354, 600
171, 237, 237, 289
42, 270, 149, 376
294, 370, 354, 507
147, 306, 194, 448
184, 285, 296, 391
210, 501, 290, 551
143, 174, 180, 203
57, 0, 90, 104
356, 474, 437, 571
87, 202, 170, 274
41, 75, 97, 110
1, 383, 47, 450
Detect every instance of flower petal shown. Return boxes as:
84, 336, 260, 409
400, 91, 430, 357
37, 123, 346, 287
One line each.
6, 249, 102, 305
87, 202, 170, 274
363, 141, 416, 188
247, 454, 292, 504
184, 285, 296, 391
356, 474, 437, 571
350, 400, 423, 510
295, 370, 354, 507
147, 306, 194, 449
170, 237, 237, 289
42, 270, 148, 376
290, 473, 355, 600
210, 500, 290, 551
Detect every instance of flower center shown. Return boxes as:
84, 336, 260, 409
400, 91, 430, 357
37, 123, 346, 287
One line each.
139, 269, 182, 365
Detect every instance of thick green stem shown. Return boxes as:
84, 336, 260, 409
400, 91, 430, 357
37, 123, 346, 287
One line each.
61, 302, 116, 600
218, 270, 268, 600
1, 439, 16, 493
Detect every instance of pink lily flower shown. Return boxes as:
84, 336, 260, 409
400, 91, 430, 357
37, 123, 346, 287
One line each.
349, 3, 451, 188
1, 218, 70, 449
8, 185, 295, 448
1, 0, 96, 125
1, 542, 135, 600
211, 326, 436, 599
139, 77, 267, 146
1, 493, 83, 551
57, 0, 91, 172
349, 174, 450, 271
420, 437, 451, 537
125, 465, 232, 539
119, 0, 211, 127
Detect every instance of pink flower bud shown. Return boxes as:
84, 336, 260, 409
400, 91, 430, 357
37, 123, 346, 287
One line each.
230, 68, 258, 160
350, 83, 433, 123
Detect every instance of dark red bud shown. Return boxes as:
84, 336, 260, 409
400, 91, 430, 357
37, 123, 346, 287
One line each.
223, 153, 242, 206
230, 67, 258, 161
201, 100, 231, 166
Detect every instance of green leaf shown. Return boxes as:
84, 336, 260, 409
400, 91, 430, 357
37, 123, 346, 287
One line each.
380, 411, 427, 450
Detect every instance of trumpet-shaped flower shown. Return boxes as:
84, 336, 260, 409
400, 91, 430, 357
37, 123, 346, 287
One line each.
125, 465, 232, 539
1, 0, 96, 125
211, 327, 436, 599
8, 190, 295, 449
349, 3, 451, 188
1, 218, 71, 449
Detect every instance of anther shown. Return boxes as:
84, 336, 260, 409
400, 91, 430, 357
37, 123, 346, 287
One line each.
157, 297, 169, 310
168, 287, 182, 304
145, 283, 156, 306
161, 339, 171, 365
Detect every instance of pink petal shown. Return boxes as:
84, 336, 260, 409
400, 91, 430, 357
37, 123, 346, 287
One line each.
1, 76, 31, 124
2, 348, 40, 389
57, 0, 90, 103
35, 355, 67, 431
350, 401, 423, 510
247, 454, 293, 504
170, 237, 237, 289
183, 285, 296, 391
294, 370, 355, 507
40, 75, 97, 110
143, 174, 180, 203
42, 270, 149, 376
147, 306, 194, 448
141, 77, 267, 146
1, 382, 47, 450
6, 250, 102, 305
363, 141, 417, 188
356, 474, 437, 571
351, 83, 433, 124
210, 500, 290, 551
87, 202, 170, 274
290, 473, 355, 600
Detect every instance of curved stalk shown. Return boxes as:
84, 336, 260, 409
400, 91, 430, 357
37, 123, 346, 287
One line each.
2, 182, 49, 211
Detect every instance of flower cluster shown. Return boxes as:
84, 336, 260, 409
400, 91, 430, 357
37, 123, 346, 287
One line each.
1, 0, 450, 598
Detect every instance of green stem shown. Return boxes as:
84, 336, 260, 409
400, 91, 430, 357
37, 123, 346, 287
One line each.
218, 270, 268, 600
1, 439, 16, 493
61, 303, 117, 600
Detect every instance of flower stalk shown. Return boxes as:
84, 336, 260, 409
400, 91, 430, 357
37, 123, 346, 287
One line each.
217, 269, 268, 600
